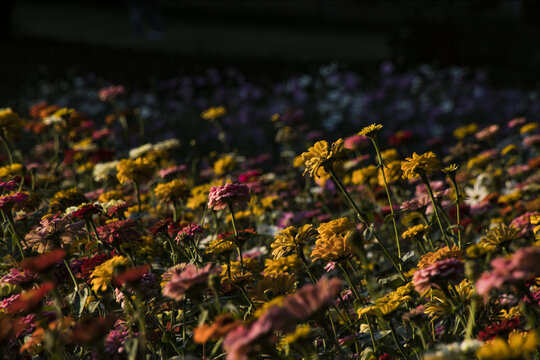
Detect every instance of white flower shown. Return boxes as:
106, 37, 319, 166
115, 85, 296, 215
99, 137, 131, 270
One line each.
129, 143, 153, 158
92, 160, 119, 182
464, 182, 489, 206
153, 138, 181, 151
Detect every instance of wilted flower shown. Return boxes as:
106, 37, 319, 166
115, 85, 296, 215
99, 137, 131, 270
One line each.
25, 213, 85, 253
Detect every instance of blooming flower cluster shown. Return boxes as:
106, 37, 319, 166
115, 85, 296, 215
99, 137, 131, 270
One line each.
0, 66, 539, 360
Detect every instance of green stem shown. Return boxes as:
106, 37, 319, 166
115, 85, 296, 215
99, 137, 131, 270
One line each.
421, 174, 453, 247
134, 181, 142, 214
388, 320, 409, 359
451, 180, 462, 249
0, 133, 13, 165
228, 203, 244, 272
63, 258, 79, 291
372, 138, 402, 262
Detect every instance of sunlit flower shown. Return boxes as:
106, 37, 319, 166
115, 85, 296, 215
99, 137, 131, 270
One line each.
412, 258, 464, 294
357, 123, 383, 138
90, 256, 129, 293
116, 157, 155, 184
402, 224, 431, 241
271, 224, 317, 259
401, 152, 440, 179
163, 263, 221, 301
201, 106, 226, 121
301, 139, 347, 178
154, 179, 189, 203
476, 331, 538, 360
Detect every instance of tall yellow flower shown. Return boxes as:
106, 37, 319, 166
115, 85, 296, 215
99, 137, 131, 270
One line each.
358, 123, 383, 138
271, 224, 318, 259
0, 108, 24, 135
213, 155, 236, 176
401, 152, 440, 179
90, 256, 129, 293
301, 138, 347, 179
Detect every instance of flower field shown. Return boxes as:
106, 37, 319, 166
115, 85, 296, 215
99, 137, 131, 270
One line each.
0, 65, 540, 360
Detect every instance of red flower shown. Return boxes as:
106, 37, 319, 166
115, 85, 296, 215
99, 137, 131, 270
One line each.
70, 204, 102, 220
6, 282, 55, 313
97, 219, 140, 245
65, 316, 117, 344
113, 264, 150, 287
20, 249, 67, 273
80, 254, 111, 281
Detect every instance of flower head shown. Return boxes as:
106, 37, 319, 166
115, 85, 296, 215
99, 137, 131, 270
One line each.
116, 157, 155, 184
401, 152, 440, 179
283, 277, 342, 320
208, 183, 250, 211
301, 138, 346, 178
154, 179, 189, 203
163, 264, 221, 301
412, 258, 464, 294
271, 224, 317, 259
357, 123, 383, 138
90, 256, 129, 293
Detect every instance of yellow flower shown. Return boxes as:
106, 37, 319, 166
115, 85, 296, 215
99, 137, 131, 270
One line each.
357, 123, 383, 138
476, 331, 538, 360
378, 160, 403, 185
201, 106, 226, 121
213, 155, 236, 176
0, 108, 24, 135
357, 283, 414, 318
271, 224, 318, 259
311, 235, 353, 262
186, 180, 224, 210
467, 153, 491, 169
453, 123, 478, 139
49, 187, 87, 213
278, 324, 311, 350
254, 296, 285, 317
380, 148, 399, 162
401, 212, 423, 226
466, 243, 496, 258
442, 163, 459, 175
0, 163, 23, 179
520, 122, 538, 135
402, 224, 431, 240
116, 157, 155, 184
90, 256, 129, 293
417, 246, 463, 269
351, 165, 378, 186
480, 224, 519, 247
401, 152, 440, 179
501, 144, 517, 156
205, 238, 236, 255
301, 139, 347, 179
498, 191, 522, 204
251, 273, 297, 302
98, 190, 125, 203
264, 254, 301, 275
154, 179, 189, 203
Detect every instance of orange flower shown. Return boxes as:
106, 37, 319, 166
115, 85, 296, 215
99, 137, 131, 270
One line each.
193, 313, 241, 343
20, 249, 67, 273
7, 282, 55, 314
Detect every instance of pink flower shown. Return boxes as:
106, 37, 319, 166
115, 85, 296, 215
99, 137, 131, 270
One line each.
0, 192, 28, 209
475, 124, 500, 140
508, 117, 526, 128
98, 85, 125, 102
412, 258, 464, 294
283, 277, 342, 320
343, 134, 369, 150
163, 264, 221, 301
510, 212, 539, 237
523, 134, 540, 148
208, 183, 251, 211
0, 180, 17, 191
223, 306, 294, 360
158, 165, 186, 178
175, 224, 204, 244
476, 247, 540, 297
0, 268, 37, 285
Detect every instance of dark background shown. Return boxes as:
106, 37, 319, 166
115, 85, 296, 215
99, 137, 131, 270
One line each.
2, 0, 540, 100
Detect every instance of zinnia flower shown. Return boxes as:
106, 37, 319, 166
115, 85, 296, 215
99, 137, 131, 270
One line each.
116, 157, 155, 184
301, 138, 346, 179
357, 123, 383, 138
24, 214, 86, 253
271, 224, 317, 259
163, 263, 221, 301
283, 276, 342, 320
208, 183, 250, 211
412, 258, 464, 294
401, 152, 440, 179
90, 256, 129, 293
97, 219, 140, 245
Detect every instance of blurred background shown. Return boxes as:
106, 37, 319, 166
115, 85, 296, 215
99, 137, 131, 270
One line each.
2, 0, 540, 152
